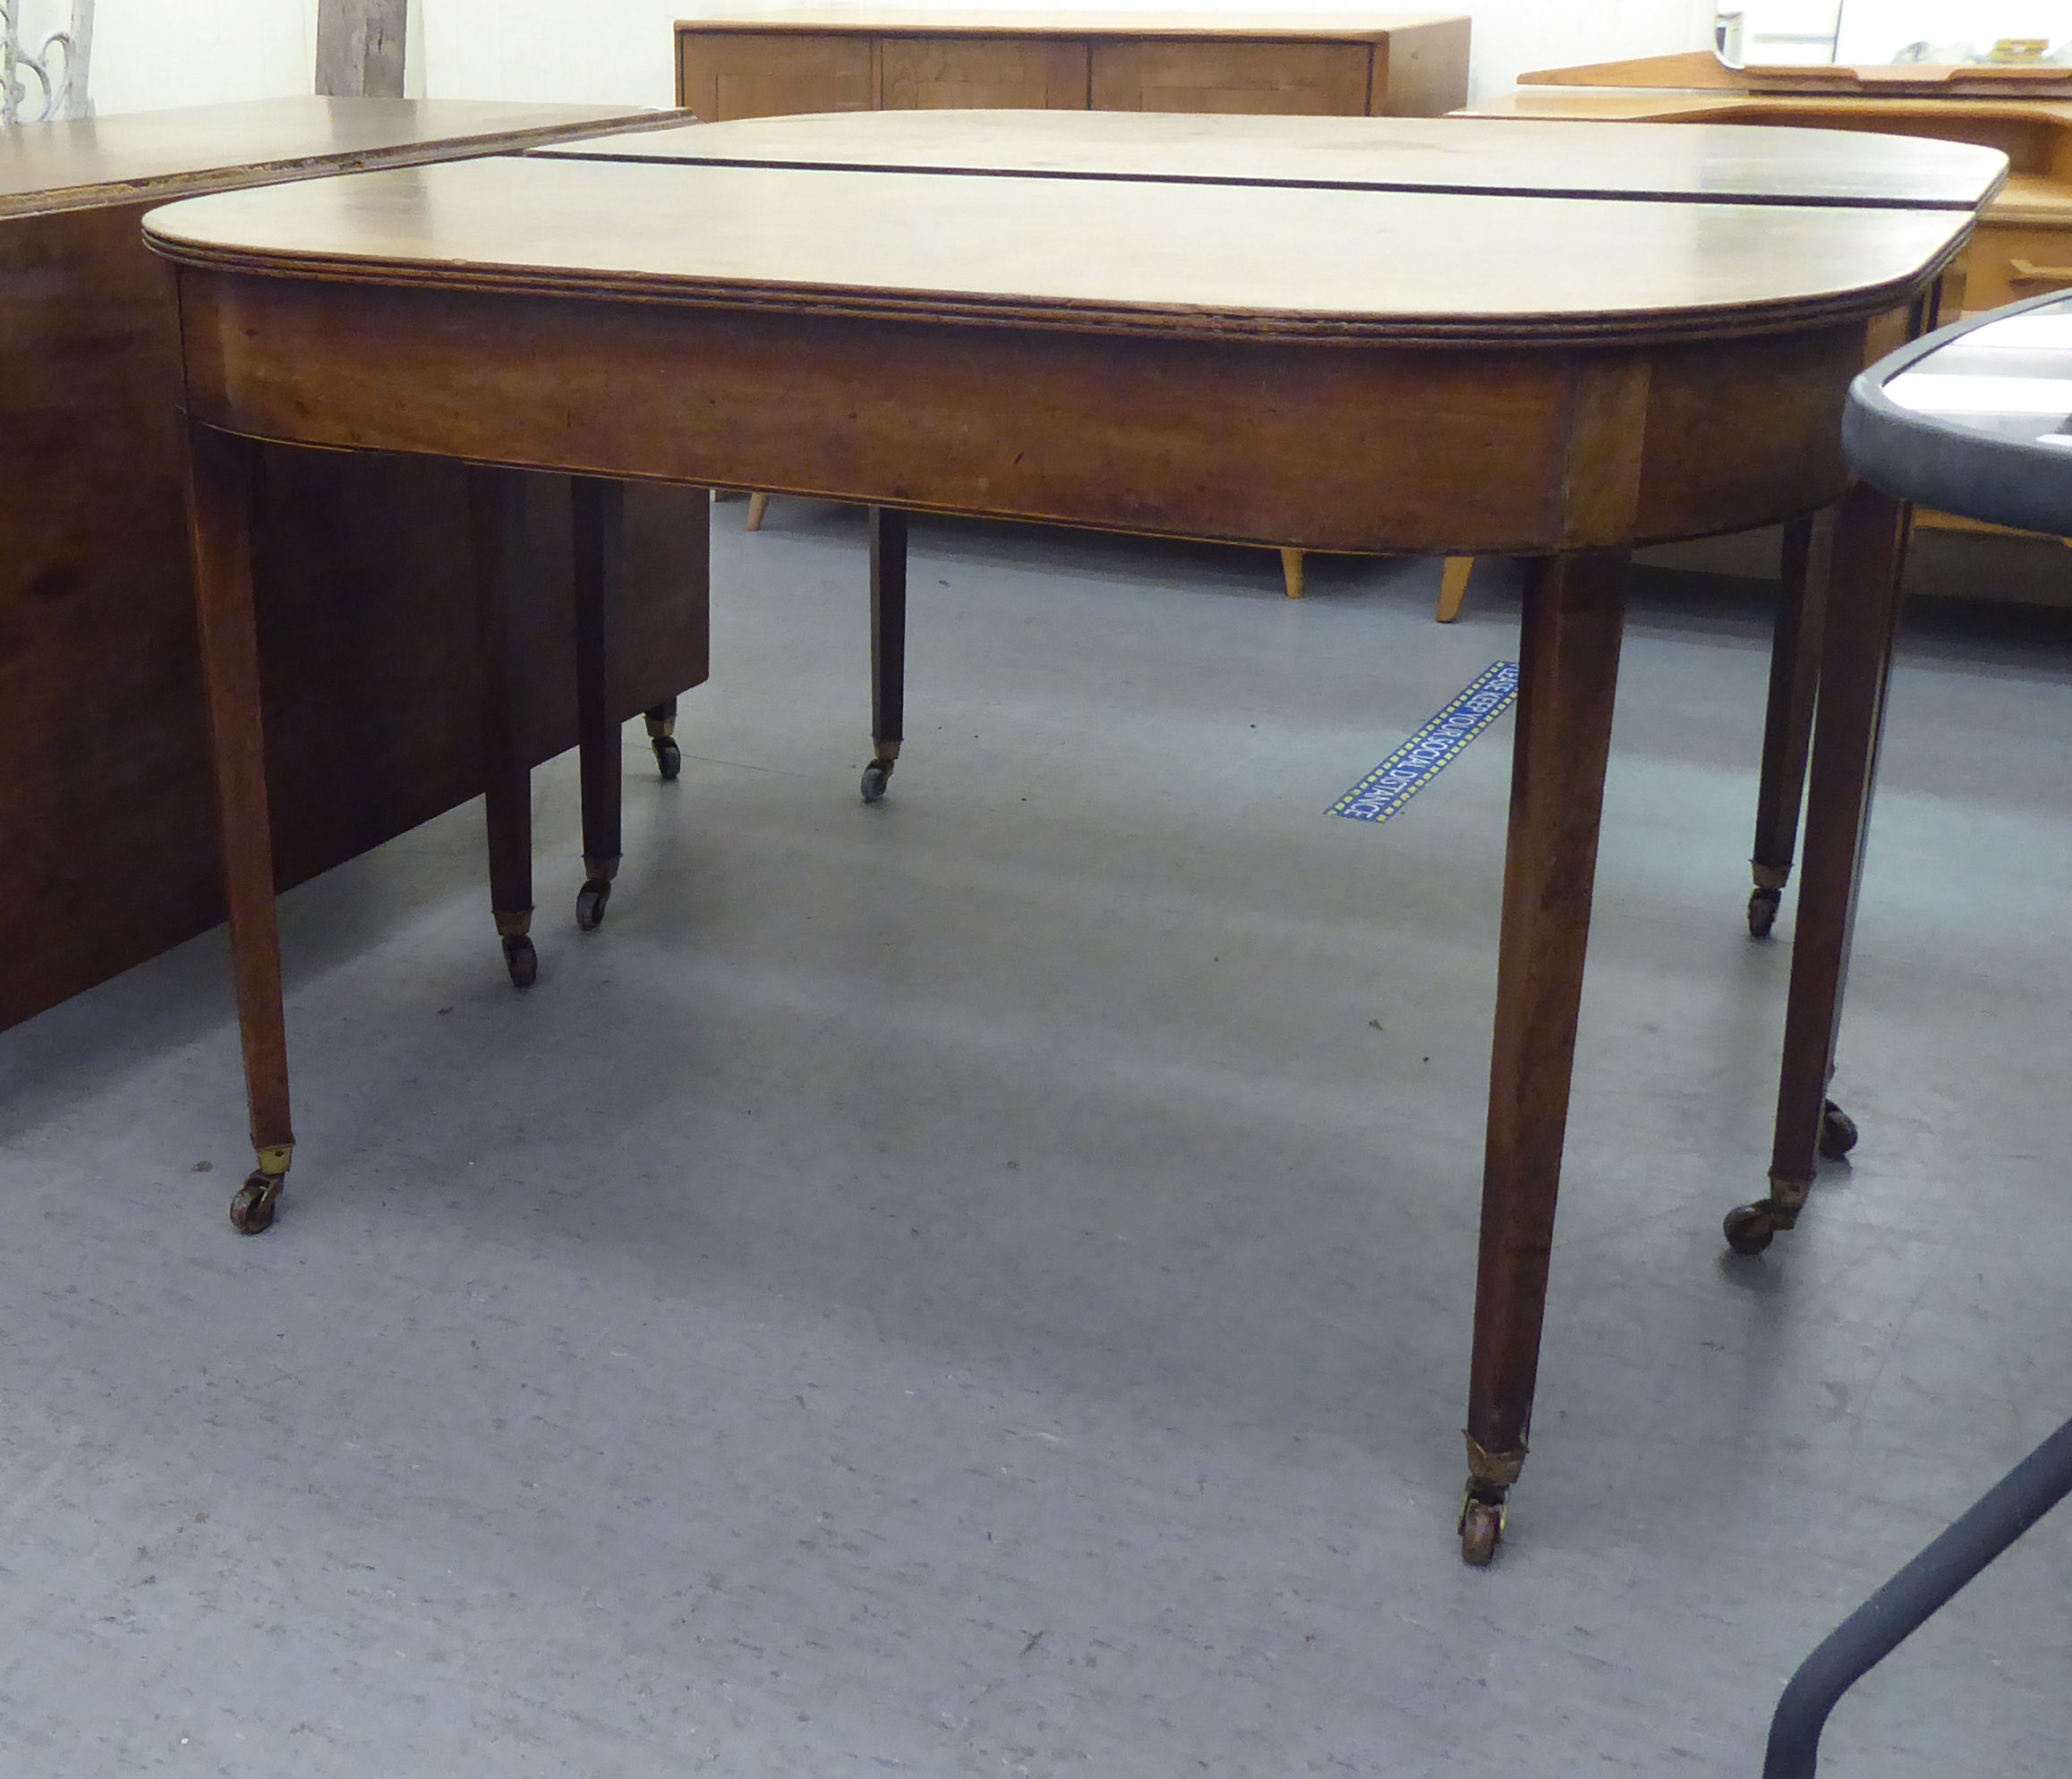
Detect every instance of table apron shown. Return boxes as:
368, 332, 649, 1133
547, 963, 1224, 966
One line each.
175, 268, 1865, 555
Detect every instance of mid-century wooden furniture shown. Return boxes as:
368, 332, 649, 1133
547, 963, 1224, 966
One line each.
144, 113, 1993, 1562
1727, 292, 2072, 1257
0, 98, 712, 1039
677, 9, 1470, 602
675, 9, 1471, 122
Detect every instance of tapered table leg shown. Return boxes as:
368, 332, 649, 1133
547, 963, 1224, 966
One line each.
573, 477, 624, 933
470, 465, 537, 988
184, 418, 294, 1234
862, 506, 908, 804
1747, 509, 1836, 938
1461, 548, 1629, 1565
1727, 482, 1909, 1256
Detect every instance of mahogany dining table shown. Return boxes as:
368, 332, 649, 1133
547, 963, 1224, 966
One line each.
142, 110, 1998, 1562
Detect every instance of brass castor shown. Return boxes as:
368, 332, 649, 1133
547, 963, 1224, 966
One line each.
1459, 1494, 1505, 1568
576, 880, 611, 932
229, 1171, 282, 1235
860, 758, 895, 804
1723, 1201, 1778, 1256
1748, 885, 1781, 939
502, 933, 538, 988
1819, 1100, 1858, 1161
652, 735, 681, 781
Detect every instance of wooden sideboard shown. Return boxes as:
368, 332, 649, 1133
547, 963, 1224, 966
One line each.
0, 99, 712, 1034
676, 10, 1471, 123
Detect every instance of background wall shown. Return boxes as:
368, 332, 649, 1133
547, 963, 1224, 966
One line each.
62, 0, 1718, 118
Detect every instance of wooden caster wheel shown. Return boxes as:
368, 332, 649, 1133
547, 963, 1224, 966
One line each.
1819, 1100, 1858, 1161
1459, 1496, 1504, 1568
860, 759, 894, 804
1723, 1201, 1777, 1256
229, 1171, 281, 1235
576, 880, 611, 932
1748, 885, 1780, 939
652, 736, 681, 781
502, 933, 538, 988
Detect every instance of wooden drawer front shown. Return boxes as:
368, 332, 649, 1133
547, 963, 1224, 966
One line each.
678, 31, 873, 122
1090, 40, 1371, 117
881, 37, 1088, 110
1957, 222, 2072, 312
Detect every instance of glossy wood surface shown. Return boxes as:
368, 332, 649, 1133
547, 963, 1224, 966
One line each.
0, 101, 710, 1035
146, 150, 1974, 344
152, 113, 1982, 1552
0, 97, 690, 219
539, 108, 2007, 209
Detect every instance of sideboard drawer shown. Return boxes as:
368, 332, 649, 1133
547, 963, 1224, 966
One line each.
1958, 221, 2072, 311
1089, 39, 1372, 116
880, 36, 1088, 110
678, 30, 874, 122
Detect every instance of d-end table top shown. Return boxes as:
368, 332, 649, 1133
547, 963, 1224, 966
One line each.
0, 96, 690, 221
534, 107, 2008, 212
145, 119, 1978, 347
674, 8, 1463, 41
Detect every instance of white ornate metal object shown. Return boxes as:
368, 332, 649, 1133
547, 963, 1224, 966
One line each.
3, 0, 94, 125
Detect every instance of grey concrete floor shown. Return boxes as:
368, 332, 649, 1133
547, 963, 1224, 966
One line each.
4, 503, 2070, 1776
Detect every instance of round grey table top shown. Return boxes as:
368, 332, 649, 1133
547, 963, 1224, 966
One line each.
1846, 291, 2072, 539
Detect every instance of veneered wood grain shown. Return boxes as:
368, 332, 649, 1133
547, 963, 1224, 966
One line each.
143, 152, 1977, 345
169, 268, 1863, 554
1089, 39, 1371, 116
536, 108, 2006, 210
880, 36, 1087, 110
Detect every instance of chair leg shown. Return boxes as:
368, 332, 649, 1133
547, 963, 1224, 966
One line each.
573, 476, 625, 933
1437, 556, 1474, 623
470, 465, 537, 989
863, 506, 907, 804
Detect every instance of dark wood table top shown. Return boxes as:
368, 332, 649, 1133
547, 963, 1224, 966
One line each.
144, 132, 1978, 348
0, 96, 689, 220
534, 107, 2009, 212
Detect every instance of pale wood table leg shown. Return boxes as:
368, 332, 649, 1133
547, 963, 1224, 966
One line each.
184, 418, 294, 1235
1279, 547, 1305, 599
746, 491, 770, 532
1437, 555, 1474, 623
1747, 510, 1836, 939
1461, 548, 1628, 1565
470, 465, 538, 990
862, 506, 907, 804
573, 476, 625, 935
1727, 482, 1909, 1256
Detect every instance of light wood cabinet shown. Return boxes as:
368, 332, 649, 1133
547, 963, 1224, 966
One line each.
676, 12, 1471, 123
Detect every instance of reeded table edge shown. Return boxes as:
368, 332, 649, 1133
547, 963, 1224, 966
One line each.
144, 230, 1970, 349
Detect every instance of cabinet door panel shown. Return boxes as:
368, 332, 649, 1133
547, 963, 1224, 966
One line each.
881, 37, 1088, 110
1090, 41, 1371, 117
678, 31, 874, 122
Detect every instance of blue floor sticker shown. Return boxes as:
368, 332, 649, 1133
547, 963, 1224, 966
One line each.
1327, 660, 1521, 824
